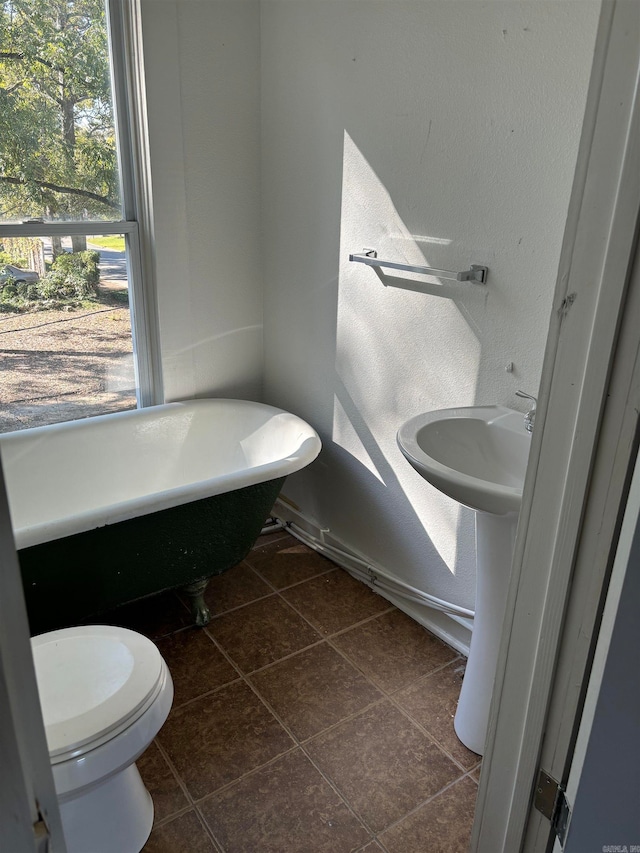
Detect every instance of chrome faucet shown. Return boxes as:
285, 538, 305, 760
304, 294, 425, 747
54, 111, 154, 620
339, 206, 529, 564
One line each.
516, 390, 537, 433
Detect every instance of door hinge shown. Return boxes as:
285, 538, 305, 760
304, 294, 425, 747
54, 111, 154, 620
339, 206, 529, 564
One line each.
33, 806, 51, 853
534, 769, 571, 847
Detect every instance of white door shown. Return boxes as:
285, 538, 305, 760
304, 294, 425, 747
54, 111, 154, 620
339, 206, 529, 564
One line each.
472, 1, 640, 849
0, 459, 66, 852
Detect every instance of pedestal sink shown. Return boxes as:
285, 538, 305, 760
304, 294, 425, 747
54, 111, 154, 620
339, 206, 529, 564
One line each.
397, 406, 531, 755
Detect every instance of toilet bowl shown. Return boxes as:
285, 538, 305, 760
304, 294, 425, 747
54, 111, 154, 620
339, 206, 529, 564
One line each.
31, 624, 174, 853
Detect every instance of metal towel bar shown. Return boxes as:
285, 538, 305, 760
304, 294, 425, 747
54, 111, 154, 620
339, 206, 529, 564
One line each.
349, 249, 488, 284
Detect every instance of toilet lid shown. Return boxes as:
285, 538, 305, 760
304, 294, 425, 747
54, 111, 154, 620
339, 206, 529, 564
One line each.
31, 625, 164, 760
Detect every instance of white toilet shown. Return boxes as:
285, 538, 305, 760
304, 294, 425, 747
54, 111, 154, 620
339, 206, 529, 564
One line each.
31, 624, 174, 853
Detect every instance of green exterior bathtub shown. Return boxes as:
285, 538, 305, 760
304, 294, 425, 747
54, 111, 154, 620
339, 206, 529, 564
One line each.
0, 399, 321, 635
17, 478, 284, 634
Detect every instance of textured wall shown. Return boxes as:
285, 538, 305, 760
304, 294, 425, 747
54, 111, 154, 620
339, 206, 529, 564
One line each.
261, 1, 600, 616
141, 0, 263, 403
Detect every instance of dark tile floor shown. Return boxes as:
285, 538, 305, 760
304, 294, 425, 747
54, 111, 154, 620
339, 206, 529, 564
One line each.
103, 530, 480, 853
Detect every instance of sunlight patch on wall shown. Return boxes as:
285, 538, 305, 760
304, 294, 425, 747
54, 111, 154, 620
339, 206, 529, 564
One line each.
337, 131, 481, 413
335, 130, 482, 577
401, 234, 453, 247
396, 461, 466, 573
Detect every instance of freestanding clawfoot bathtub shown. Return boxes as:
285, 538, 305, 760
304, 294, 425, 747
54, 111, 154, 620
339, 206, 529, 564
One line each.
0, 399, 321, 634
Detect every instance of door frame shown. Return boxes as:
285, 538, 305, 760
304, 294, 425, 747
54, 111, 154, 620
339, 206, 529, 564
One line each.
559, 443, 640, 850
0, 457, 67, 852
472, 1, 640, 849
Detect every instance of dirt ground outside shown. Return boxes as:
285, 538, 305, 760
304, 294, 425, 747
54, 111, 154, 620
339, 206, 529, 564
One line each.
0, 286, 136, 433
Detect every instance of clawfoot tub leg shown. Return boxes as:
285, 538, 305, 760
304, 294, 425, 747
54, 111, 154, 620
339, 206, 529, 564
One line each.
182, 578, 211, 627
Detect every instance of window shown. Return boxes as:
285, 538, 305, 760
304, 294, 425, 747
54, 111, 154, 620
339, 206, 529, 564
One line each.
0, 0, 160, 432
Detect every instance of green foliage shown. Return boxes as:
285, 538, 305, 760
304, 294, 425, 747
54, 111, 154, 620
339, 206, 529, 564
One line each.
51, 250, 100, 287
39, 250, 99, 299
38, 268, 89, 299
0, 0, 121, 220
0, 249, 99, 309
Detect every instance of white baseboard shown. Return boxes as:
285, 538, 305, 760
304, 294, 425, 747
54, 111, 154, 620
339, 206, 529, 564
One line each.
271, 497, 472, 657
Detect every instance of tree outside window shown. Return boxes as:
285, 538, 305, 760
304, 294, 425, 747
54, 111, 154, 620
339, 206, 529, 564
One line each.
0, 0, 121, 236
0, 0, 156, 432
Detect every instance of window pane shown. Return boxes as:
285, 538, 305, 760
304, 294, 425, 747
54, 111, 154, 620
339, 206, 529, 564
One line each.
0, 0, 122, 223
0, 234, 136, 432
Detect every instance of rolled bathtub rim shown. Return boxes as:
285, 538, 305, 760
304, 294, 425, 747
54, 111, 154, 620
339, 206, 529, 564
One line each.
1, 398, 321, 550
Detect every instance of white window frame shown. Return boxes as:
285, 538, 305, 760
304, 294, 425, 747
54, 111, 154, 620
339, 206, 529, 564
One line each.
0, 0, 163, 414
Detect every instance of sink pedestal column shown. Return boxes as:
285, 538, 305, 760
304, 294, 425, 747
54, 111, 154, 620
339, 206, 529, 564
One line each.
454, 510, 519, 756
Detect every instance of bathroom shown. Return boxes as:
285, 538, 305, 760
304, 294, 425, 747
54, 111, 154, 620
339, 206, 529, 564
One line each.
145, 0, 598, 653
3, 1, 639, 851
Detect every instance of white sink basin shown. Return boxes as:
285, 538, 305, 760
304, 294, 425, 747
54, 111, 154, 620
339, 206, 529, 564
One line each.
397, 405, 530, 515
397, 404, 533, 754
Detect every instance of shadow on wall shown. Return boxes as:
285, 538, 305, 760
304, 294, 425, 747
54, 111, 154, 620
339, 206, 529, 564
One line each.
335, 131, 484, 588
282, 131, 483, 602
261, 1, 597, 615
332, 372, 475, 580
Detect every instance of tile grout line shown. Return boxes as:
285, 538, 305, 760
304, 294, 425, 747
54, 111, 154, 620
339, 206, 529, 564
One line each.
148, 799, 224, 853
193, 809, 225, 853
325, 630, 461, 692
163, 589, 474, 804
192, 558, 343, 626
171, 529, 336, 628
198, 579, 398, 685
375, 771, 480, 844
320, 633, 478, 774
238, 650, 470, 843
193, 743, 300, 805
293, 698, 474, 839
385, 668, 480, 774
251, 530, 291, 547
148, 736, 210, 841
148, 801, 193, 829
152, 652, 476, 847
171, 625, 317, 804
385, 686, 480, 775
296, 738, 380, 840
198, 671, 378, 845
202, 587, 280, 619
273, 583, 397, 643
236, 603, 409, 677
246, 589, 480, 821
146, 534, 477, 848
204, 627, 327, 681
248, 560, 336, 593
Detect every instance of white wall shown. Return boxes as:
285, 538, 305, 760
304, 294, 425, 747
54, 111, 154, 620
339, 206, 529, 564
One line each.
137, 0, 600, 635
261, 2, 600, 623
140, 0, 263, 403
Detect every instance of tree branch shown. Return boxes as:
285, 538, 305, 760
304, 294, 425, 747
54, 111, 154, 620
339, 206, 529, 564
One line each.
4, 80, 27, 95
0, 50, 61, 74
0, 175, 119, 210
